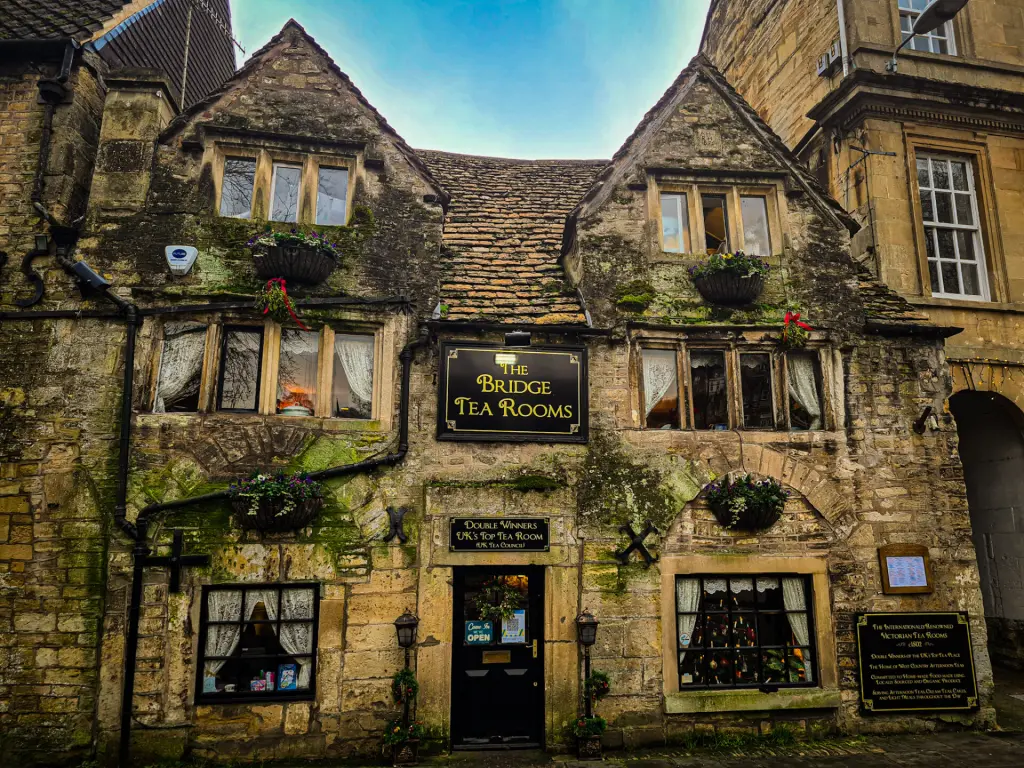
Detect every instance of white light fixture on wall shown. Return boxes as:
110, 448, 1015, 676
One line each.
886, 0, 971, 72
165, 245, 198, 276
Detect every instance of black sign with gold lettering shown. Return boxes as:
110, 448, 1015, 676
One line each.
449, 518, 550, 552
437, 343, 587, 443
856, 612, 979, 712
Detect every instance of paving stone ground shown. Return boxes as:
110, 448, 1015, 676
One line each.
413, 732, 1024, 768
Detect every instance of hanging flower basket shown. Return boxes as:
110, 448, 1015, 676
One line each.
248, 229, 342, 285
229, 472, 325, 532
688, 251, 769, 306
704, 474, 788, 532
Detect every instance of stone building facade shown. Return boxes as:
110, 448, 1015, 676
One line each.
701, 0, 1024, 669
0, 3, 235, 763
0, 16, 997, 767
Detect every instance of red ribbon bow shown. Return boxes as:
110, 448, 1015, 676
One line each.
263, 278, 309, 330
784, 311, 812, 331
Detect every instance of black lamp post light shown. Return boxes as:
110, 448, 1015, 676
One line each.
576, 609, 599, 716
886, 0, 971, 72
392, 610, 420, 766
575, 609, 603, 760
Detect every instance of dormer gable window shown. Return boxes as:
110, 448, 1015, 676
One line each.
655, 183, 780, 258
215, 148, 353, 225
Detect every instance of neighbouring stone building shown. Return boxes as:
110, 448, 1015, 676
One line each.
701, 0, 1024, 669
0, 13, 997, 768
0, 1, 235, 763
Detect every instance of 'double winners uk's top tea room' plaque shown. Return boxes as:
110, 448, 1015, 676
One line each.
856, 612, 978, 712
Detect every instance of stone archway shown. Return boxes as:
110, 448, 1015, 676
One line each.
699, 445, 854, 531
950, 390, 1024, 669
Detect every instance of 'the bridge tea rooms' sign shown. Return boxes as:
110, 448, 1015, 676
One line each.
437, 343, 587, 443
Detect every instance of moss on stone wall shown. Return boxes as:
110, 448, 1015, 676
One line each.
577, 432, 677, 533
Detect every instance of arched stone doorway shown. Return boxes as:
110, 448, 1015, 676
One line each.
950, 390, 1024, 669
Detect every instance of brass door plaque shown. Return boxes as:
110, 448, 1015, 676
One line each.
481, 650, 511, 664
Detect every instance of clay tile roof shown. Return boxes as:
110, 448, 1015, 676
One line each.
417, 150, 608, 325
0, 0, 128, 40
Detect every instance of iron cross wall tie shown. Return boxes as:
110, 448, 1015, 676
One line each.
615, 521, 660, 566
144, 529, 211, 593
382, 505, 409, 543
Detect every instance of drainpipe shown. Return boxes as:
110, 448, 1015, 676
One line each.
837, 0, 850, 77
31, 40, 78, 206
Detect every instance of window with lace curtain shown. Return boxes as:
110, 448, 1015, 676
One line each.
196, 583, 318, 703
675, 574, 816, 689
152, 323, 377, 420
154, 322, 208, 413
639, 346, 828, 431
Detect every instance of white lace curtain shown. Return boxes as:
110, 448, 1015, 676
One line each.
154, 323, 206, 412
203, 590, 243, 679
643, 350, 677, 419
782, 577, 814, 682
702, 577, 780, 595
788, 354, 822, 429
335, 334, 374, 408
676, 578, 701, 663
245, 588, 315, 689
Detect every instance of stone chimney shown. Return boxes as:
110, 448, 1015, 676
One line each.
89, 69, 178, 215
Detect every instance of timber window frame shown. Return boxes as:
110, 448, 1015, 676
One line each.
898, 0, 957, 56
213, 147, 355, 226
653, 183, 781, 258
674, 573, 818, 690
636, 343, 831, 432
912, 153, 990, 301
660, 556, 839, 712
195, 582, 319, 705
149, 319, 387, 423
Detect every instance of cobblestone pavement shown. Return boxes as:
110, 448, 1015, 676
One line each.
412, 732, 1024, 768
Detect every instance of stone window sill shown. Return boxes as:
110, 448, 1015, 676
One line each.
664, 687, 841, 714
906, 296, 1024, 314
136, 412, 383, 432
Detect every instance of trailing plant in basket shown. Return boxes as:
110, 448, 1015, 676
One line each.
584, 670, 611, 702
391, 668, 419, 705
248, 227, 343, 263
229, 471, 324, 519
688, 250, 770, 280
705, 474, 788, 531
383, 720, 425, 746
570, 715, 607, 738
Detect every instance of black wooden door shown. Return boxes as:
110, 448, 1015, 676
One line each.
451, 566, 545, 749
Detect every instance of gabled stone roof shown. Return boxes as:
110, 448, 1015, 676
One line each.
160, 19, 447, 203
573, 54, 859, 236
417, 151, 607, 325
0, 0, 127, 40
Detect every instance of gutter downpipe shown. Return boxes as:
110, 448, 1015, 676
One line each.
837, 0, 850, 78
118, 327, 428, 766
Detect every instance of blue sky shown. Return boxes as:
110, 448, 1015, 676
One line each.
232, 0, 711, 159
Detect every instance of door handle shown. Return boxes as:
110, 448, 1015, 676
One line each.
532, 639, 538, 658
